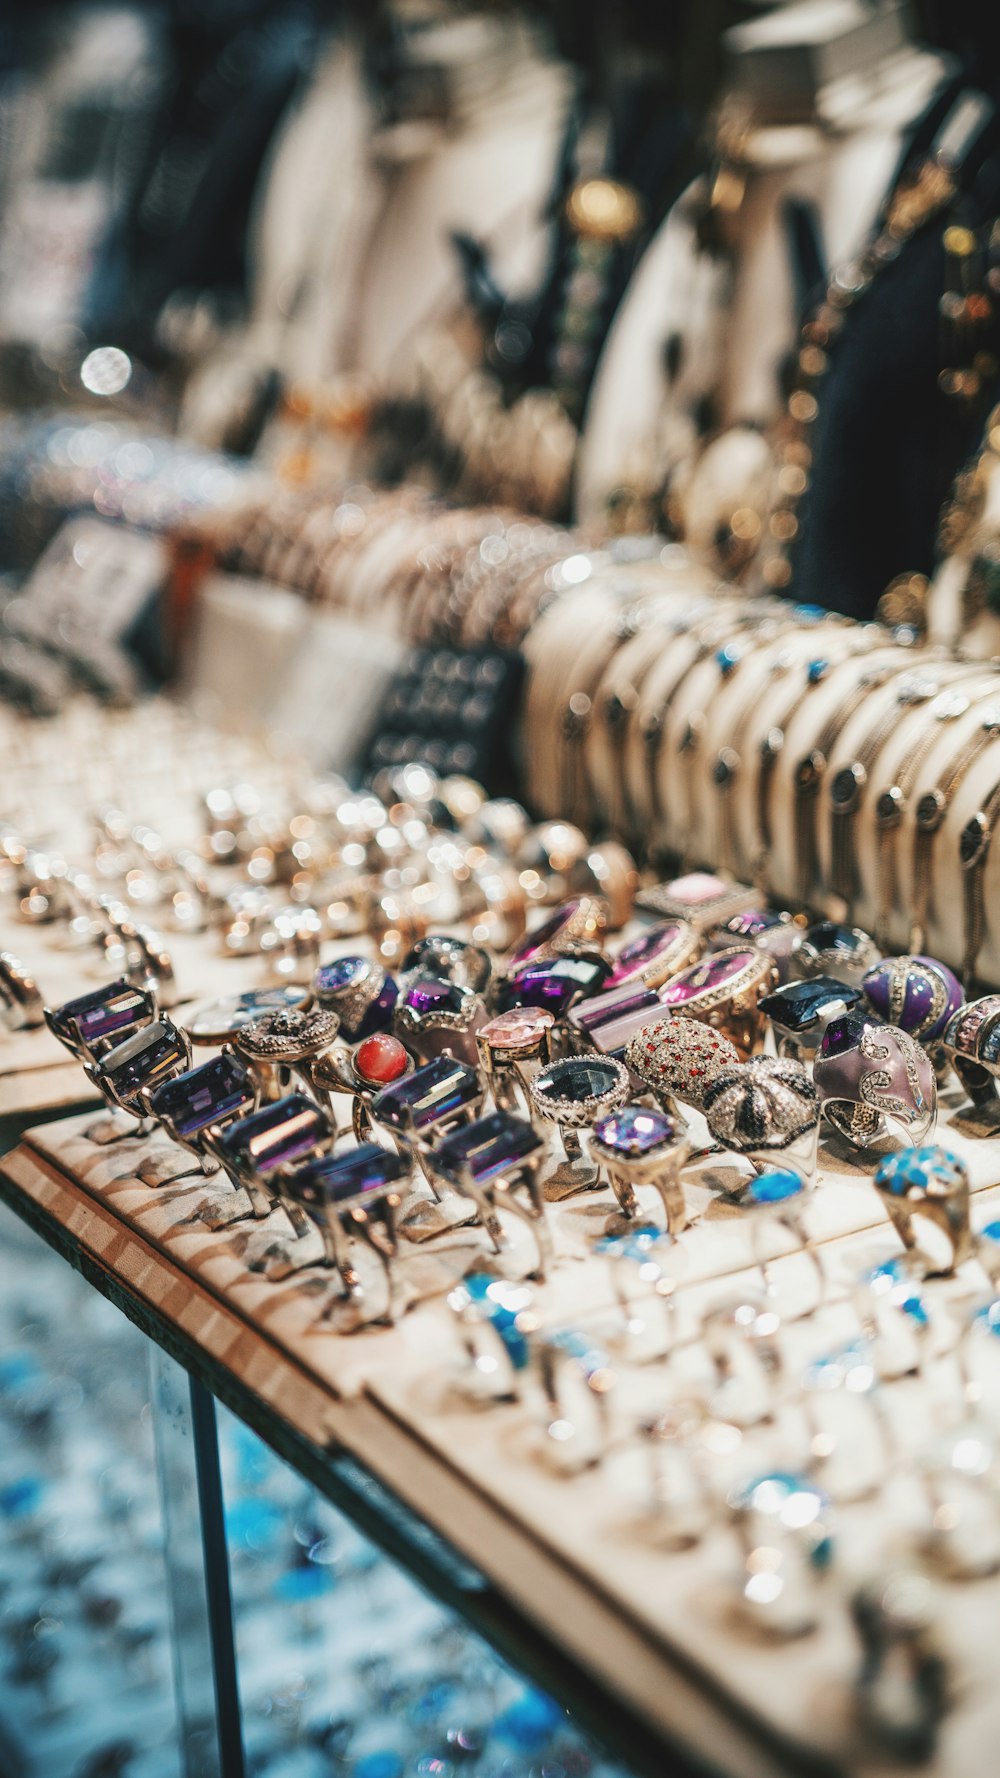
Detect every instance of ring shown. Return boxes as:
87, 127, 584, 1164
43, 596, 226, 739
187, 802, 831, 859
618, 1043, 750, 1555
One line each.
702, 1058, 819, 1181
759, 975, 861, 1062
568, 980, 670, 1056
634, 872, 759, 932
594, 1226, 680, 1359
531, 1326, 616, 1472
393, 971, 488, 1067
86, 1016, 192, 1126
941, 994, 1000, 1110
851, 1572, 947, 1761
873, 1145, 972, 1276
590, 1103, 692, 1232
447, 1273, 535, 1401
476, 1006, 555, 1112
315, 1031, 414, 1142
814, 1011, 936, 1150
736, 1167, 825, 1315
568, 841, 638, 930
185, 986, 311, 1047
0, 952, 44, 1031
791, 920, 881, 987
706, 907, 799, 979
502, 894, 608, 972
234, 1005, 342, 1114
624, 1015, 741, 1117
45, 977, 156, 1063
728, 1470, 832, 1637
370, 1055, 485, 1156
281, 1141, 412, 1322
529, 1055, 630, 1189
491, 952, 613, 1032
147, 1052, 256, 1180
862, 955, 964, 1047
853, 1256, 931, 1380
659, 945, 778, 1056
602, 919, 702, 990
428, 1110, 550, 1278
312, 954, 399, 1040
402, 934, 493, 994
213, 1092, 334, 1229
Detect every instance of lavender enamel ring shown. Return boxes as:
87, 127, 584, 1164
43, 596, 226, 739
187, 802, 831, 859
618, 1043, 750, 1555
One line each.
814, 1011, 936, 1150
873, 1146, 971, 1276
590, 1103, 692, 1233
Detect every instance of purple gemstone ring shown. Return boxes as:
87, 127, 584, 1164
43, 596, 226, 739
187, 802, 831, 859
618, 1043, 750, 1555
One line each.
213, 1092, 335, 1232
428, 1111, 551, 1279
312, 954, 398, 1042
590, 1103, 692, 1233
281, 1143, 412, 1322
941, 994, 1000, 1110
862, 955, 964, 1048
813, 1012, 936, 1150
145, 1052, 257, 1185
393, 972, 488, 1068
501, 896, 608, 973
45, 977, 156, 1063
658, 946, 779, 1057
603, 919, 702, 991
84, 1016, 193, 1139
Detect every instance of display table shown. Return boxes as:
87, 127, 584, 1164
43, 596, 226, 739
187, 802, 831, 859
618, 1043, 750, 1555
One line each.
3, 1086, 999, 1778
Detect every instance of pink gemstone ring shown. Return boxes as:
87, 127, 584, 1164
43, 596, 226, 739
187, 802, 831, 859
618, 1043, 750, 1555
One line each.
659, 945, 779, 1057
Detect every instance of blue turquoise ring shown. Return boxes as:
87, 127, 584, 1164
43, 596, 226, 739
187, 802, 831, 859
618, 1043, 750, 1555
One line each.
873, 1146, 971, 1276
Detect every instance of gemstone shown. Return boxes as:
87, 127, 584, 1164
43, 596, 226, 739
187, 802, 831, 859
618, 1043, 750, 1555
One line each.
661, 948, 753, 1005
663, 872, 727, 903
49, 978, 153, 1056
186, 987, 308, 1043
398, 974, 470, 1019
372, 1056, 480, 1133
150, 1054, 254, 1138
431, 1112, 542, 1185
95, 1019, 189, 1107
355, 1033, 409, 1085
493, 954, 612, 1017
217, 1094, 331, 1177
569, 983, 666, 1052
861, 1256, 928, 1325
478, 1007, 555, 1052
874, 1144, 964, 1197
794, 921, 879, 981
313, 955, 369, 995
533, 1056, 623, 1107
592, 1103, 677, 1157
745, 1167, 806, 1207
862, 955, 963, 1043
760, 976, 861, 1032
283, 1142, 410, 1217
505, 900, 589, 968
730, 1472, 831, 1565
402, 936, 491, 993
313, 956, 398, 1039
818, 1010, 871, 1058
606, 922, 686, 987
454, 1273, 531, 1370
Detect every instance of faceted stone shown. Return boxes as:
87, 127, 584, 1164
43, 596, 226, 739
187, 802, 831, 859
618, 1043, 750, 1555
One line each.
186, 987, 308, 1042
478, 1007, 555, 1051
818, 1010, 871, 1057
606, 922, 686, 987
402, 936, 491, 993
661, 949, 753, 1005
284, 1143, 410, 1217
592, 1103, 676, 1157
745, 1168, 806, 1207
95, 1019, 189, 1107
355, 1033, 409, 1085
399, 974, 470, 1019
505, 900, 588, 968
431, 1112, 542, 1185
493, 954, 612, 1017
50, 978, 152, 1056
151, 1054, 254, 1139
373, 1056, 480, 1132
534, 1057, 623, 1106
569, 984, 666, 1053
217, 1093, 331, 1176
760, 976, 861, 1032
313, 956, 369, 995
313, 956, 398, 1039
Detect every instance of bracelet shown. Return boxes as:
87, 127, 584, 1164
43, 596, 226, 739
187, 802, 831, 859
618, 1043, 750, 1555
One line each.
910, 701, 1000, 952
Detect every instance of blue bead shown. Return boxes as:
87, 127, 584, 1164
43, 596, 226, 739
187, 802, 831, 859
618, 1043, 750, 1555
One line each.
745, 1168, 805, 1206
807, 657, 829, 683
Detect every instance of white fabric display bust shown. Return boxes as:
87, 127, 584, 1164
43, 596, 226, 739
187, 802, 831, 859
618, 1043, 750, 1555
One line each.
181, 11, 574, 448
575, 38, 945, 532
